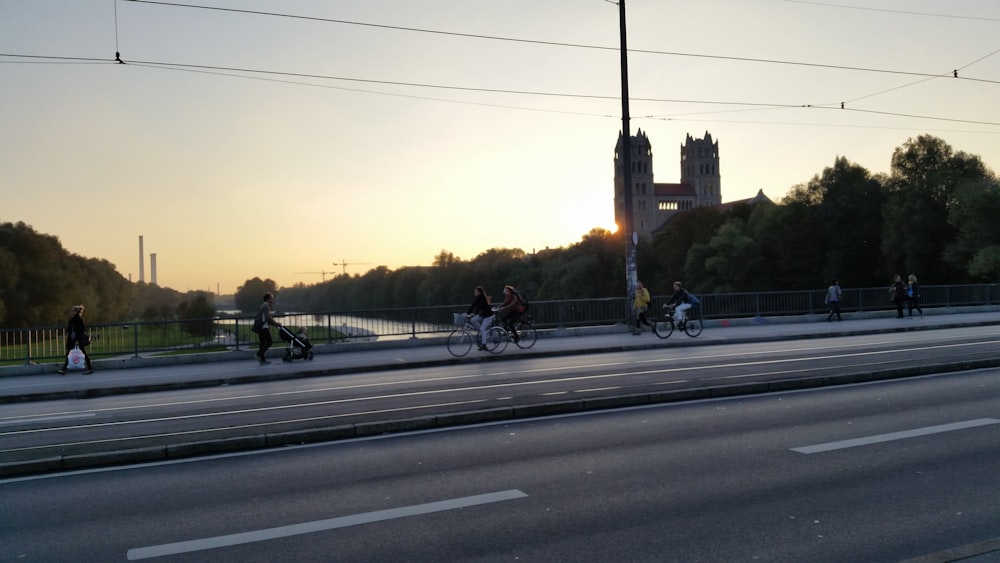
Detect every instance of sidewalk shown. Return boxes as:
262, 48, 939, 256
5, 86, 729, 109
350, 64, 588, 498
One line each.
3, 308, 1000, 478
3, 308, 1000, 404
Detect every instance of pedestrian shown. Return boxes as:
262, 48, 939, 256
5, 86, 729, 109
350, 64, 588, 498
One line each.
667, 281, 693, 324
253, 292, 281, 364
825, 279, 843, 322
907, 274, 923, 318
466, 286, 495, 351
57, 305, 93, 374
633, 281, 652, 334
889, 274, 907, 318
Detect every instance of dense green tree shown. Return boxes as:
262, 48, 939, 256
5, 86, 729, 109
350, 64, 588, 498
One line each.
234, 277, 279, 314
882, 135, 993, 283
649, 207, 726, 290
946, 178, 1000, 279
687, 219, 762, 293
176, 292, 217, 337
785, 157, 885, 286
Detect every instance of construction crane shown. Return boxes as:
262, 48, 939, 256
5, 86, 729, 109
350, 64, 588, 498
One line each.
294, 270, 336, 282
333, 260, 371, 275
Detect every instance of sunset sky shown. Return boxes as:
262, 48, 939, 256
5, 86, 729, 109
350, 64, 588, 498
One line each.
2, 0, 998, 294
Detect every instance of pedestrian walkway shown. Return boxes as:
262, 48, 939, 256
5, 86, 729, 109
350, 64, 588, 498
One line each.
2, 308, 999, 404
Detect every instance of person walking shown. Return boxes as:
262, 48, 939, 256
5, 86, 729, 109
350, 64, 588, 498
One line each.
889, 274, 907, 318
57, 305, 94, 374
907, 274, 924, 318
633, 281, 652, 334
825, 279, 843, 322
253, 292, 281, 364
466, 286, 495, 351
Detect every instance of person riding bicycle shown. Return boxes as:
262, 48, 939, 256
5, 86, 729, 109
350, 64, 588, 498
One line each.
466, 286, 495, 351
666, 281, 693, 324
498, 285, 527, 342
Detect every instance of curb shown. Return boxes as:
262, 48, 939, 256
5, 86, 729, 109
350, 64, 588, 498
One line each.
4, 356, 999, 479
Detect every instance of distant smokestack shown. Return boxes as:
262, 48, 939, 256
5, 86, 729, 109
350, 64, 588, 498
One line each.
150, 253, 158, 286
138, 236, 145, 283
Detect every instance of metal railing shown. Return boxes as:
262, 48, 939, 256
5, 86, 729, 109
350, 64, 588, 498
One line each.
2, 284, 996, 365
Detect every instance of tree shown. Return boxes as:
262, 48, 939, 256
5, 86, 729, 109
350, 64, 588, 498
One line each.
882, 135, 994, 282
946, 178, 1000, 279
650, 207, 726, 287
235, 277, 278, 314
686, 219, 762, 293
785, 157, 885, 286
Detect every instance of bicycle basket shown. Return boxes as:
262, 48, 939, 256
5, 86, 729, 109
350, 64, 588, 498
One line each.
453, 313, 467, 326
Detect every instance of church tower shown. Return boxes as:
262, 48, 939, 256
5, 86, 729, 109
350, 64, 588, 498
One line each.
613, 129, 654, 236
680, 132, 722, 207
613, 130, 724, 241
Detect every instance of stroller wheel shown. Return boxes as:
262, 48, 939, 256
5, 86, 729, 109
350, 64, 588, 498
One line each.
307, 351, 314, 360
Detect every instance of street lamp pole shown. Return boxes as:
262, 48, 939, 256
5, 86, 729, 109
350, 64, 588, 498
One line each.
619, 0, 638, 313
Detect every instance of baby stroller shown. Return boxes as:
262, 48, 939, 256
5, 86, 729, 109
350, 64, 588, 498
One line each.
279, 326, 314, 362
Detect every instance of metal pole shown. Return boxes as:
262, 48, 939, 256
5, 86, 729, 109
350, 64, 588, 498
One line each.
619, 0, 638, 319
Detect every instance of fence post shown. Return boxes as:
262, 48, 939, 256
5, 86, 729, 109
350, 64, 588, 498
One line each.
133, 324, 140, 358
24, 329, 35, 366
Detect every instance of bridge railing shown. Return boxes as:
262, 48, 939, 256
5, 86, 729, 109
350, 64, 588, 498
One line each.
1, 284, 996, 365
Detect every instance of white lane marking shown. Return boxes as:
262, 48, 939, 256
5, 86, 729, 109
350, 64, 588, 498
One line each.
0, 412, 96, 426
791, 418, 1000, 454
6, 339, 995, 448
126, 489, 528, 560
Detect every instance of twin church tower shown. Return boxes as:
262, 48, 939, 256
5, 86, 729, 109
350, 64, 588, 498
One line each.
614, 130, 722, 240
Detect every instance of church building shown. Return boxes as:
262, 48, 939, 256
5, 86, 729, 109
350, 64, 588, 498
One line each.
614, 130, 723, 240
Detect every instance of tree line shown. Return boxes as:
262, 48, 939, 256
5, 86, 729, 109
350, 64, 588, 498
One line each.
0, 221, 215, 328
3, 134, 996, 325
238, 135, 999, 314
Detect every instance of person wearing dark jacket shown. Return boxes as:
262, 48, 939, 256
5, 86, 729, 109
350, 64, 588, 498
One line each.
254, 293, 281, 364
57, 305, 93, 374
890, 274, 907, 318
466, 286, 495, 351
907, 274, 923, 317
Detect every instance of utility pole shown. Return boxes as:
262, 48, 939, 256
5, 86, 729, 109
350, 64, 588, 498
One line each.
619, 0, 638, 315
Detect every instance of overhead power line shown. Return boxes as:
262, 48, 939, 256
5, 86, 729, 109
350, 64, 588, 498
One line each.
122, 0, 1000, 85
784, 0, 1000, 22
3, 52, 999, 128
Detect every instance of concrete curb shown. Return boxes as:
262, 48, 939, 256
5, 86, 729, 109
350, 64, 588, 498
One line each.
4, 356, 1000, 479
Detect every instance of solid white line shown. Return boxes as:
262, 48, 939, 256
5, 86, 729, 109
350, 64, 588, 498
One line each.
791, 418, 1000, 454
126, 489, 527, 560
0, 412, 96, 426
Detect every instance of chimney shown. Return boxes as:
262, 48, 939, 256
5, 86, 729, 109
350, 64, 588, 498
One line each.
138, 236, 145, 283
150, 253, 158, 286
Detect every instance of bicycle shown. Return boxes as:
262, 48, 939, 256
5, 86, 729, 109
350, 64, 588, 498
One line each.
446, 313, 509, 357
502, 313, 537, 349
653, 304, 704, 339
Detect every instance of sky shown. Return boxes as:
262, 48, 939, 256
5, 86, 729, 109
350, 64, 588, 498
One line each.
2, 1, 998, 294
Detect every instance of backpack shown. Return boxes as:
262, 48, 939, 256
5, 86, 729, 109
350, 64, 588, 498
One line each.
687, 292, 700, 306
513, 288, 530, 311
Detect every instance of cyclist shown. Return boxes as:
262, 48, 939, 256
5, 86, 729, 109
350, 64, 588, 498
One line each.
498, 285, 526, 342
466, 286, 495, 351
666, 281, 693, 325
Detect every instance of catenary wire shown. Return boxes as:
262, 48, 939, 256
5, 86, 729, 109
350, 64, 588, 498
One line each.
122, 0, 1000, 86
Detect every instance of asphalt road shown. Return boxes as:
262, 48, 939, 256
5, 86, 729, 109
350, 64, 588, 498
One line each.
1, 368, 998, 562
1, 314, 1000, 478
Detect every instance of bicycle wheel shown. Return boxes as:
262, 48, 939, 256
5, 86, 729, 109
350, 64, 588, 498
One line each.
446, 328, 474, 357
652, 317, 674, 339
485, 325, 509, 354
683, 313, 704, 337
512, 320, 537, 349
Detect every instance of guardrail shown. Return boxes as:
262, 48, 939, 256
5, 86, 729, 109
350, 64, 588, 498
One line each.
2, 284, 997, 365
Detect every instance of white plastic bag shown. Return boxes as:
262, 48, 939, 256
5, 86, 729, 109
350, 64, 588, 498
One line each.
67, 345, 86, 370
